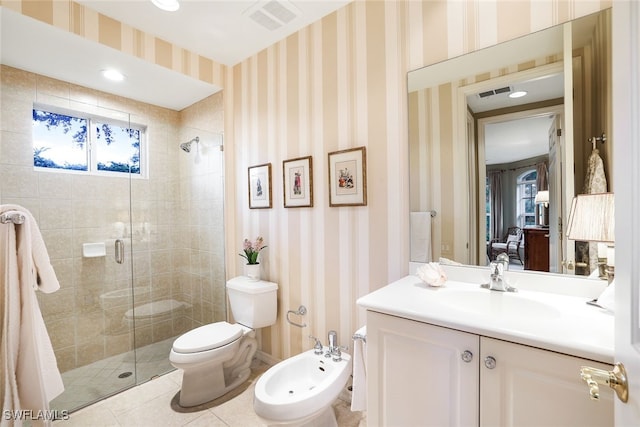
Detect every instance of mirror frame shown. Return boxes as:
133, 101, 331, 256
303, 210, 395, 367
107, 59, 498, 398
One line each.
407, 9, 612, 277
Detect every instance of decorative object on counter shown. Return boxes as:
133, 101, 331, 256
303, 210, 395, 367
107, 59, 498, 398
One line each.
328, 146, 367, 206
239, 237, 267, 281
283, 156, 313, 208
248, 163, 272, 209
566, 193, 615, 279
416, 262, 447, 287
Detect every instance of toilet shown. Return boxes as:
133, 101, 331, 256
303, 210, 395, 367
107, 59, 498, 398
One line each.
169, 276, 278, 407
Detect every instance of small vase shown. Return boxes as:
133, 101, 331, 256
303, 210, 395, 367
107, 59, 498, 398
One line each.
245, 263, 261, 281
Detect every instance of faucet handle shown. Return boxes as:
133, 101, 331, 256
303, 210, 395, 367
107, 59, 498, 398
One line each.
308, 335, 323, 354
331, 345, 349, 362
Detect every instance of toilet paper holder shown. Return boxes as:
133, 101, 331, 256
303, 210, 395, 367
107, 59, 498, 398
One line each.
286, 305, 307, 328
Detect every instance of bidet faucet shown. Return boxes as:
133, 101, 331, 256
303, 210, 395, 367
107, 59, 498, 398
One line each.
328, 330, 337, 353
309, 336, 323, 355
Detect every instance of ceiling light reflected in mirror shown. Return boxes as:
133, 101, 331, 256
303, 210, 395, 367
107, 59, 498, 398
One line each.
509, 90, 528, 98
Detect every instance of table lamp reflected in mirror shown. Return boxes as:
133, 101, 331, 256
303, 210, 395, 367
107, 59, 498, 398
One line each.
566, 193, 615, 282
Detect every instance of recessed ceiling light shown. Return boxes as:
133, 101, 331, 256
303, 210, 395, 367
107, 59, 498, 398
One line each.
509, 91, 528, 99
102, 69, 125, 82
151, 0, 179, 12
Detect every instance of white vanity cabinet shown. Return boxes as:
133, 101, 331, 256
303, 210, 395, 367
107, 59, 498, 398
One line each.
367, 311, 614, 427
367, 311, 479, 426
480, 336, 613, 427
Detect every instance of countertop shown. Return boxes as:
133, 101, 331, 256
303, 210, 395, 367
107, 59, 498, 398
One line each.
357, 275, 614, 363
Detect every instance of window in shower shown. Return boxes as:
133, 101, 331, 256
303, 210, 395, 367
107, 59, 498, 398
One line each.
32, 106, 145, 176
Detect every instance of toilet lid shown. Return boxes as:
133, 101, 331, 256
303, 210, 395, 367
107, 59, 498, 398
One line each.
172, 321, 243, 354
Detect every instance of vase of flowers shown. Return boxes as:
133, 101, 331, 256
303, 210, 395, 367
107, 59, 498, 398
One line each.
239, 236, 267, 281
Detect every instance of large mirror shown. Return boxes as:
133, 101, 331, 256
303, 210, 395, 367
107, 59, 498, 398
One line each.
408, 9, 612, 276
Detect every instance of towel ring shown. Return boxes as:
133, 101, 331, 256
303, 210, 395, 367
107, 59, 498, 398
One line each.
286, 305, 307, 328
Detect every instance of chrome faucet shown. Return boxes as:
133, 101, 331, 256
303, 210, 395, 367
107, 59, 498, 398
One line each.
309, 335, 323, 355
328, 330, 337, 354
485, 262, 517, 292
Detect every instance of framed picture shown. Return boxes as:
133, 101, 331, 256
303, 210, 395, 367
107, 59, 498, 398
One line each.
248, 163, 272, 209
283, 156, 313, 208
328, 146, 367, 207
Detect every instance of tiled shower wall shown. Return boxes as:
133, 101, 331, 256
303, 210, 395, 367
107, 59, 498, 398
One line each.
0, 64, 225, 372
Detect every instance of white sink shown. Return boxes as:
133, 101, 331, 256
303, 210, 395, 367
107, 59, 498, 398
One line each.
434, 288, 562, 319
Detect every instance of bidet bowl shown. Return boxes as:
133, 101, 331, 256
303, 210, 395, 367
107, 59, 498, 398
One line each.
254, 347, 352, 423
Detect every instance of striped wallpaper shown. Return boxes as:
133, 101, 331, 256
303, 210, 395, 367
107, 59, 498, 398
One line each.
2, 0, 611, 361
0, 0, 224, 86
226, 0, 611, 360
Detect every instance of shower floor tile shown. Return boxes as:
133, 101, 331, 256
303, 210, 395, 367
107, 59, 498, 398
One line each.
51, 337, 176, 413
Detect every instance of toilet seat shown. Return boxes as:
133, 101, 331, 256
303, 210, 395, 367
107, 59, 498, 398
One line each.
172, 321, 243, 354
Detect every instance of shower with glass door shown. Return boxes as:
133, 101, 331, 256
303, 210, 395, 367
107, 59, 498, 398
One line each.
0, 68, 226, 413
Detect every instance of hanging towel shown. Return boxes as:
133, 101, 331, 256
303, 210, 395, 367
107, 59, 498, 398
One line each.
583, 149, 608, 272
0, 205, 64, 427
410, 212, 432, 262
351, 326, 367, 412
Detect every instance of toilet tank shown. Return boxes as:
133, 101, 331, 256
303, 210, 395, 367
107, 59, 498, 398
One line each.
226, 277, 278, 328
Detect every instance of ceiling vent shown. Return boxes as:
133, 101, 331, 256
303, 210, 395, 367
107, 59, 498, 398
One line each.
478, 86, 512, 99
246, 0, 299, 31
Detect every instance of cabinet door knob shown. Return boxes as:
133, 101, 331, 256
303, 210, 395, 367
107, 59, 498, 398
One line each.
461, 350, 473, 363
580, 363, 628, 403
484, 356, 497, 369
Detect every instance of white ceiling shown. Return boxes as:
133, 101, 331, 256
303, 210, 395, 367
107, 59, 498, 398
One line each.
0, 0, 351, 111
75, 0, 351, 66
470, 73, 564, 165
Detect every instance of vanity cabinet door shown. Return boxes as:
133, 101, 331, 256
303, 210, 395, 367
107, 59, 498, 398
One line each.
480, 337, 614, 427
367, 311, 480, 427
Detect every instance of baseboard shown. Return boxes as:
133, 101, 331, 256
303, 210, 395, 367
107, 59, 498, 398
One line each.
255, 350, 280, 366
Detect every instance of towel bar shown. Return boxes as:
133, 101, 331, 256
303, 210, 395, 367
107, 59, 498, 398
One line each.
0, 212, 25, 225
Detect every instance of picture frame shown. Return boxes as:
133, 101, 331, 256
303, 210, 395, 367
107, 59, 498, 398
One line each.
283, 156, 313, 208
328, 146, 367, 207
248, 163, 272, 209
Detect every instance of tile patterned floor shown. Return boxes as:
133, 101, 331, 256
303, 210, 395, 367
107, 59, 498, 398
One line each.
51, 337, 176, 412
53, 358, 367, 427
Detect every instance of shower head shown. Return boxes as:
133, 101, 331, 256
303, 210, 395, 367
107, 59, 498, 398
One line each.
180, 136, 199, 153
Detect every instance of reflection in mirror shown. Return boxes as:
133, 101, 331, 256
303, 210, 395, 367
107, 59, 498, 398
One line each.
408, 9, 611, 278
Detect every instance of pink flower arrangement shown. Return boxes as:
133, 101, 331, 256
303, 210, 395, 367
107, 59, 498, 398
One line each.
239, 237, 267, 265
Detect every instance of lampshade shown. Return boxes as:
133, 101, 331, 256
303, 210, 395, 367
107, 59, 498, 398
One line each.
566, 193, 615, 242
535, 190, 549, 205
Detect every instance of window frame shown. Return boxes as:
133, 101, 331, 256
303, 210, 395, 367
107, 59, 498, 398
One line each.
32, 104, 147, 178
516, 169, 538, 228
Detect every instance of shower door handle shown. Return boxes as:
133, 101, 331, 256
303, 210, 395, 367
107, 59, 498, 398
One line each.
115, 239, 125, 264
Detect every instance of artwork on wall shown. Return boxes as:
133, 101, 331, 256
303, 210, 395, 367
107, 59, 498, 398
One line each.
328, 147, 367, 207
248, 163, 272, 209
283, 156, 313, 208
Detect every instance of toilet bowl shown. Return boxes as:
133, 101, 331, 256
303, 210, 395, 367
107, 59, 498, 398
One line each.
170, 277, 278, 407
254, 347, 352, 427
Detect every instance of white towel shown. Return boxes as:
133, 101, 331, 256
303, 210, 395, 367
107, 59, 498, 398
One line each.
351, 326, 367, 412
0, 205, 64, 426
596, 281, 615, 313
410, 212, 432, 263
